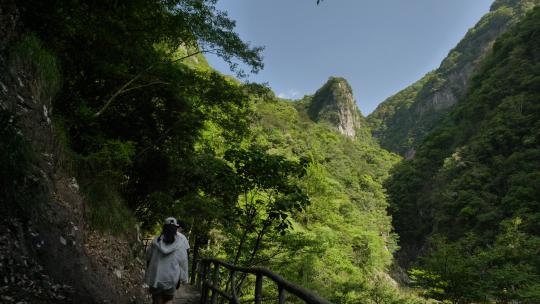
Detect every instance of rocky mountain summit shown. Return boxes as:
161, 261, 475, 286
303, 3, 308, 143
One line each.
307, 77, 364, 138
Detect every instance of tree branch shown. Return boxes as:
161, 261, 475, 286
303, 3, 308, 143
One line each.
93, 67, 150, 118
120, 81, 170, 94
170, 48, 220, 64
93, 48, 219, 118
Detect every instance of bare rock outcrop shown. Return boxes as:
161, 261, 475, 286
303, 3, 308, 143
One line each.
307, 77, 364, 138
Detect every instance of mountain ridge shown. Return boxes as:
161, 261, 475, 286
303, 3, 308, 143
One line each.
385, 6, 540, 301
367, 0, 539, 156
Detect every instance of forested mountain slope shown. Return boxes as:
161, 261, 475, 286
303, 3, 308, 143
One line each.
238, 79, 418, 303
367, 0, 538, 156
386, 6, 540, 302
189, 75, 431, 303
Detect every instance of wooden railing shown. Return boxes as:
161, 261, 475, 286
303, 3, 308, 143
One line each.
194, 258, 333, 304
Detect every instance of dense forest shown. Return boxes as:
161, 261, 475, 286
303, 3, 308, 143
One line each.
387, 5, 540, 303
1, 0, 539, 303
243, 78, 408, 302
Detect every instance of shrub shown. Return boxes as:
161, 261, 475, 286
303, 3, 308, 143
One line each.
9, 33, 61, 104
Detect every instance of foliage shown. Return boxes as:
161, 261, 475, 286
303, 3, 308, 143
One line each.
16, 0, 264, 233
173, 82, 418, 302
18, 0, 263, 78
367, 74, 433, 150
221, 148, 310, 266
223, 96, 417, 303
411, 221, 540, 303
387, 6, 540, 303
9, 34, 61, 103
77, 140, 136, 232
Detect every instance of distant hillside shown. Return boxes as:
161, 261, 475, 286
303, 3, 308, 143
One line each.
367, 0, 538, 156
386, 6, 540, 302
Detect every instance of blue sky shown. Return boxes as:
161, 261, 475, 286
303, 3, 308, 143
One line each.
206, 0, 494, 114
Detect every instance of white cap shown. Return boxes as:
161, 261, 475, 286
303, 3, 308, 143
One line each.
164, 217, 179, 226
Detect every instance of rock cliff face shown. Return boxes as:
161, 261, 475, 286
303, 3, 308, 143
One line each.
307, 77, 364, 138
0, 2, 146, 302
367, 0, 539, 156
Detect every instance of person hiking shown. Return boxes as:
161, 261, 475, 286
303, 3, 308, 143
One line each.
145, 217, 189, 304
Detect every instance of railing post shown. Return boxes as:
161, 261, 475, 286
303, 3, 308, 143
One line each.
210, 264, 220, 304
200, 261, 210, 304
278, 285, 286, 304
191, 236, 201, 284
230, 271, 239, 304
254, 273, 263, 304
196, 260, 203, 289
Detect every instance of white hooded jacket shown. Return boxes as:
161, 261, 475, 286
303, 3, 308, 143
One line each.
144, 234, 189, 289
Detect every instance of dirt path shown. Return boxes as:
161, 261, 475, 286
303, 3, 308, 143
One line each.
174, 285, 200, 304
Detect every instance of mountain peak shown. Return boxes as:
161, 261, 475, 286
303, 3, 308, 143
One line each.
490, 0, 538, 12
307, 77, 363, 137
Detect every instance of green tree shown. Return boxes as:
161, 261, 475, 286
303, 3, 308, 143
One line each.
16, 0, 265, 231
223, 148, 309, 266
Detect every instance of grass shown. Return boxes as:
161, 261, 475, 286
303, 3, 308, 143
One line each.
80, 178, 136, 234
9, 33, 61, 103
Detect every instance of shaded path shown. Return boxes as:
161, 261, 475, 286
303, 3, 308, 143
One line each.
174, 284, 200, 304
